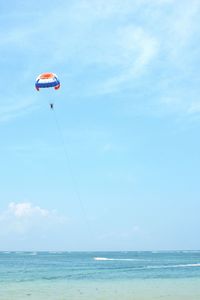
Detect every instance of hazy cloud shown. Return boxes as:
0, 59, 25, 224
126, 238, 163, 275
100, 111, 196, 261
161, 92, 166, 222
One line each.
8, 202, 49, 218
0, 202, 66, 235
1, 0, 200, 120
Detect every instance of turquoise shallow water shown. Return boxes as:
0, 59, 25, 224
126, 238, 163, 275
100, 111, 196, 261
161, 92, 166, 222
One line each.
0, 251, 200, 299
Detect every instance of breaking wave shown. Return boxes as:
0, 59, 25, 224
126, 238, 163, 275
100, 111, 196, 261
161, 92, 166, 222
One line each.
94, 258, 200, 269
94, 257, 139, 261
147, 263, 200, 269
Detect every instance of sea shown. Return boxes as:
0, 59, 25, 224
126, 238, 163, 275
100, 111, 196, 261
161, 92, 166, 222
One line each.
0, 251, 200, 300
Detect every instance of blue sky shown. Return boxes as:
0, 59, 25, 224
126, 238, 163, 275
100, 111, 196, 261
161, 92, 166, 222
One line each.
0, 0, 200, 251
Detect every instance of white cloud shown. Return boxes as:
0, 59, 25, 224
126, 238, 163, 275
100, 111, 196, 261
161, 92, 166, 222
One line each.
166, 1, 200, 53
0, 202, 66, 235
1, 0, 200, 120
187, 102, 200, 114
98, 26, 159, 94
0, 97, 37, 122
8, 202, 49, 218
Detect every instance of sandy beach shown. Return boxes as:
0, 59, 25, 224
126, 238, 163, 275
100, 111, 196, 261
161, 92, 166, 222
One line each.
1, 278, 200, 300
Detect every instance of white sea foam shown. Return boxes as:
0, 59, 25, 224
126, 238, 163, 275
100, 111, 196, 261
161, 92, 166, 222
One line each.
48, 251, 64, 254
93, 258, 200, 268
170, 263, 200, 268
94, 257, 138, 261
29, 252, 37, 256
147, 263, 200, 269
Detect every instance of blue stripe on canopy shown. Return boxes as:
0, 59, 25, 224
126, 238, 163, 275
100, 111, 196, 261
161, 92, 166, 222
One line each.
35, 80, 60, 89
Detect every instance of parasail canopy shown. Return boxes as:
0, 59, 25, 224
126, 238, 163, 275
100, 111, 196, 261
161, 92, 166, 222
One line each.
35, 72, 60, 91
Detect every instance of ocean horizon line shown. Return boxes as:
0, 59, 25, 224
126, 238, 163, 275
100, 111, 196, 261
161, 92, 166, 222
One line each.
1, 249, 200, 253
